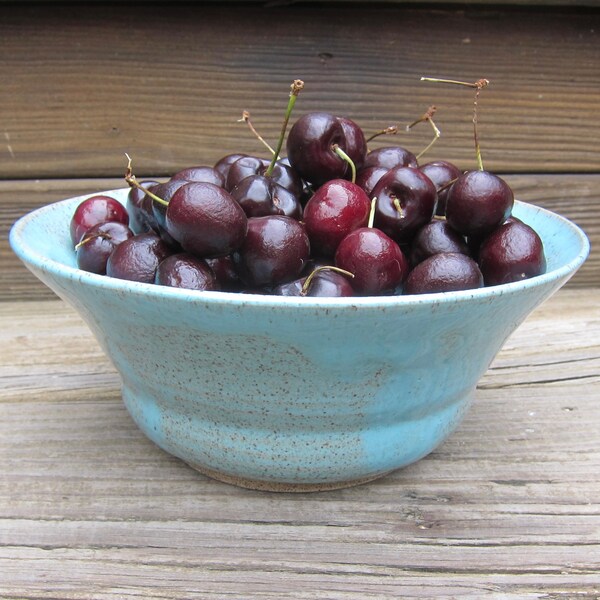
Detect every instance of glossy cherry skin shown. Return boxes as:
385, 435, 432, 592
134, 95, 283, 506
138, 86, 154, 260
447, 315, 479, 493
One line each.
213, 153, 247, 180
70, 195, 129, 246
419, 160, 462, 217
355, 166, 389, 198
155, 253, 220, 291
273, 269, 354, 297
106, 232, 172, 283
335, 227, 409, 295
405, 252, 484, 295
286, 112, 367, 187
362, 146, 418, 171
233, 215, 310, 287
205, 255, 243, 292
231, 174, 302, 220
76, 221, 134, 274
410, 219, 470, 266
337, 116, 368, 169
446, 170, 514, 238
144, 180, 186, 249
171, 166, 225, 187
165, 182, 248, 258
478, 219, 546, 285
126, 180, 160, 234
371, 166, 437, 243
303, 179, 370, 257
149, 179, 188, 230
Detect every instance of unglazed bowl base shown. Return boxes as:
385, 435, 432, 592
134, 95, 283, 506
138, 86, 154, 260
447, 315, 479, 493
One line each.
185, 461, 390, 492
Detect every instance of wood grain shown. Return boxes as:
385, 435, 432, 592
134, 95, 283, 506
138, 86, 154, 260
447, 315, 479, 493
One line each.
0, 289, 598, 598
0, 3, 599, 179
2, 174, 597, 302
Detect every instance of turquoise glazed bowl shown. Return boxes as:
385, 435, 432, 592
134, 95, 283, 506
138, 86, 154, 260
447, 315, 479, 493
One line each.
10, 189, 589, 491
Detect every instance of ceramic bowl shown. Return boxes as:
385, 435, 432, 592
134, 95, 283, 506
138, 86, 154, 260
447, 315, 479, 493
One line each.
10, 189, 589, 491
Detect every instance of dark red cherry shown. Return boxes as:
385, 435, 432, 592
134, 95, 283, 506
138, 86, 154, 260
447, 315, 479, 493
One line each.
225, 156, 302, 197
165, 182, 247, 258
446, 170, 514, 238
286, 112, 367, 187
205, 255, 243, 292
362, 146, 418, 171
478, 219, 546, 286
419, 160, 462, 216
171, 166, 225, 187
273, 268, 354, 297
303, 179, 370, 257
126, 180, 160, 234
230, 174, 302, 220
76, 221, 134, 274
70, 195, 129, 246
225, 156, 269, 191
234, 215, 310, 287
405, 252, 484, 295
337, 116, 368, 171
355, 166, 389, 198
149, 179, 188, 230
214, 153, 247, 179
371, 166, 437, 243
335, 227, 409, 295
106, 232, 172, 283
155, 253, 220, 291
410, 219, 469, 266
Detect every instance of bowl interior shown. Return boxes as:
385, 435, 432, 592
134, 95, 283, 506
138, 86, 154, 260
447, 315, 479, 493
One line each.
10, 188, 590, 308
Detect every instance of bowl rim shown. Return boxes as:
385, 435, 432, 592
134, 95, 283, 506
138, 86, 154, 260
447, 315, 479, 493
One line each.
10, 189, 590, 309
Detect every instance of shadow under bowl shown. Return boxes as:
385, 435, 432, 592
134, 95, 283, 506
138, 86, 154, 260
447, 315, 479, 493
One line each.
10, 190, 589, 491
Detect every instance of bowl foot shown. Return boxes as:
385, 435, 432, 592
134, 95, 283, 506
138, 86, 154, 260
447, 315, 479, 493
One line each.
185, 461, 390, 492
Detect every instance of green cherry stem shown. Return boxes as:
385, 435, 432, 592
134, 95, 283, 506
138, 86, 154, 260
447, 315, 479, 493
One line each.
74, 232, 111, 250
420, 76, 489, 172
406, 105, 441, 161
238, 110, 277, 157
332, 144, 357, 184
124, 153, 168, 207
301, 265, 354, 296
265, 79, 304, 177
365, 125, 399, 144
367, 197, 377, 228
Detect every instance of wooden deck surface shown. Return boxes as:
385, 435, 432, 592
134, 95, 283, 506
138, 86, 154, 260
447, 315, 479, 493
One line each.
1, 1, 599, 598
1, 290, 599, 598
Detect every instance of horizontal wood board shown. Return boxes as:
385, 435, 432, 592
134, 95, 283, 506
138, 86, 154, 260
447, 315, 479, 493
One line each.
0, 289, 599, 598
2, 174, 598, 301
0, 3, 599, 179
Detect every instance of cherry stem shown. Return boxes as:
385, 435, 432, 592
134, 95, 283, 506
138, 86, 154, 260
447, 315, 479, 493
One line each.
74, 232, 111, 250
368, 197, 377, 228
406, 105, 441, 160
420, 77, 489, 171
265, 79, 304, 177
393, 197, 405, 218
332, 144, 356, 184
365, 125, 399, 143
301, 265, 354, 296
238, 110, 277, 157
124, 153, 168, 207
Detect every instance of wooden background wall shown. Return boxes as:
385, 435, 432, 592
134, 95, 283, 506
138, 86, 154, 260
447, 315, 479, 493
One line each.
1, 2, 599, 299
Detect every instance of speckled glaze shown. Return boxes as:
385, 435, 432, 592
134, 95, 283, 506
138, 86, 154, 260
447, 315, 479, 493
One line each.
10, 189, 589, 491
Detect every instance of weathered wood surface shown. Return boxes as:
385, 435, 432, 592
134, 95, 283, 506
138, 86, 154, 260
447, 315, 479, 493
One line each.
2, 174, 597, 302
0, 289, 599, 598
0, 3, 599, 179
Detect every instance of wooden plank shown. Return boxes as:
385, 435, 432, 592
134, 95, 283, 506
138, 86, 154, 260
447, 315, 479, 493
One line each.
0, 3, 599, 179
2, 174, 597, 303
0, 289, 598, 597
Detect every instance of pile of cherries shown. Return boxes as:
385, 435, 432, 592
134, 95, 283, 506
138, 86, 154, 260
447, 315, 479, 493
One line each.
70, 82, 546, 298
